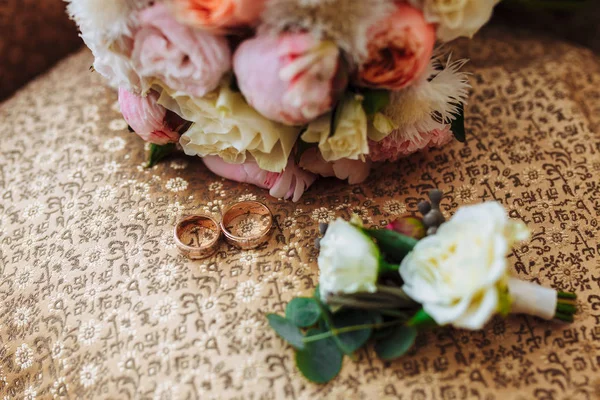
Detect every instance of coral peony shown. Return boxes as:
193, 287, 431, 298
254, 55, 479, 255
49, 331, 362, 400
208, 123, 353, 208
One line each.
233, 32, 348, 126
355, 3, 435, 91
172, 0, 267, 31
118, 88, 184, 145
202, 156, 316, 202
132, 3, 231, 97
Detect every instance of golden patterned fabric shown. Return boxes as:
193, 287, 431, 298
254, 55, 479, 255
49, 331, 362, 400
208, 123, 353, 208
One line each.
1, 25, 600, 400
0, 0, 81, 100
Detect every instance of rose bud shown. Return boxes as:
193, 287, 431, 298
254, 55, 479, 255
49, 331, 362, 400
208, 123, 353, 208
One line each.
355, 3, 435, 91
386, 216, 427, 240
118, 88, 184, 145
233, 32, 348, 126
172, 0, 267, 31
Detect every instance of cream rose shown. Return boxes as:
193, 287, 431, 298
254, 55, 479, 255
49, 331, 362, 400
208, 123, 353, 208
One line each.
319, 219, 381, 301
155, 81, 301, 173
410, 0, 500, 42
301, 93, 369, 162
399, 202, 530, 330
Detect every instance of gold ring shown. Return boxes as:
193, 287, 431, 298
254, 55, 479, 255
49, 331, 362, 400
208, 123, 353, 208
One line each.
220, 201, 273, 250
174, 215, 221, 259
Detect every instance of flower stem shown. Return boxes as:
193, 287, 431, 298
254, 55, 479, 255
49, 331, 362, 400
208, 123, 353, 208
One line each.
376, 285, 415, 302
556, 302, 577, 315
327, 296, 408, 310
558, 291, 577, 300
554, 311, 575, 323
302, 320, 403, 343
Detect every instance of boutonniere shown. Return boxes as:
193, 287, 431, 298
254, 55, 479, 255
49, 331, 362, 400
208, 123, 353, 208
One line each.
267, 190, 577, 383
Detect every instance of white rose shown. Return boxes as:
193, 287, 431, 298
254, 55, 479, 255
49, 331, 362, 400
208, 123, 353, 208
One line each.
319, 219, 380, 300
302, 93, 369, 162
399, 202, 530, 330
410, 0, 500, 42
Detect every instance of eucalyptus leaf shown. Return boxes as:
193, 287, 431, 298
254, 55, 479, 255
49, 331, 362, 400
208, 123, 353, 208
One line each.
286, 298, 322, 328
296, 327, 343, 383
374, 325, 417, 361
450, 104, 466, 143
267, 314, 305, 350
147, 143, 177, 168
361, 89, 390, 115
329, 309, 375, 354
362, 228, 418, 263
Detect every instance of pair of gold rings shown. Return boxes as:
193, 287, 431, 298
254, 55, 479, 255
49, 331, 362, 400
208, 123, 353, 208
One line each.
174, 201, 273, 259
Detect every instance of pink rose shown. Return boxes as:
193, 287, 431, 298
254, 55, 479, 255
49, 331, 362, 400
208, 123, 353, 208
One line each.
298, 148, 372, 185
355, 3, 435, 91
172, 0, 267, 31
202, 156, 316, 202
368, 126, 454, 162
132, 3, 231, 97
233, 33, 348, 126
118, 88, 184, 145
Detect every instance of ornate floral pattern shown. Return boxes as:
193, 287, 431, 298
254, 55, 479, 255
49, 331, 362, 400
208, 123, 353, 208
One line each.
1, 25, 600, 399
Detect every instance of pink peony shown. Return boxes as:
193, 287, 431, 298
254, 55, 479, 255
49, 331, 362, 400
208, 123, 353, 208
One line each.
131, 3, 231, 97
298, 148, 372, 185
202, 156, 316, 202
368, 126, 454, 162
355, 3, 435, 91
233, 32, 348, 126
118, 88, 184, 145
172, 0, 267, 31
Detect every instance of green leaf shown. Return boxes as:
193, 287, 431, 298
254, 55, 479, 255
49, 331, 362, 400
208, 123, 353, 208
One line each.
330, 309, 375, 354
361, 89, 391, 115
266, 314, 305, 350
374, 325, 417, 361
407, 309, 437, 327
286, 298, 322, 328
450, 104, 466, 143
147, 143, 177, 168
296, 327, 343, 383
362, 228, 418, 264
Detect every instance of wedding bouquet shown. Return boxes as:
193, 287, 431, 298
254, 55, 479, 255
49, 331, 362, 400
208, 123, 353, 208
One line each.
267, 192, 577, 382
67, 0, 499, 201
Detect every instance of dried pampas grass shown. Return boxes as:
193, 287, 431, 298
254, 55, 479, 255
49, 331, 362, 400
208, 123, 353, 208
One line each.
261, 0, 394, 64
383, 55, 471, 143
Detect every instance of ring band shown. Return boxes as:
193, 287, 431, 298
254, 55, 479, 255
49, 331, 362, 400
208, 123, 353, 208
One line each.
220, 201, 273, 250
174, 215, 221, 259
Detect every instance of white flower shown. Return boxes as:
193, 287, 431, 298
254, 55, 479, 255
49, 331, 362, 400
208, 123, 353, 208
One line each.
302, 93, 369, 162
318, 219, 380, 300
400, 202, 530, 330
94, 185, 117, 202
410, 0, 500, 42
15, 343, 34, 369
78, 320, 102, 346
159, 81, 301, 173
156, 263, 179, 285
80, 363, 99, 388
51, 341, 64, 359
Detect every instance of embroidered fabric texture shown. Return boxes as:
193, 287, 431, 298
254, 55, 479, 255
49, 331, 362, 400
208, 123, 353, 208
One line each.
1, 25, 600, 399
